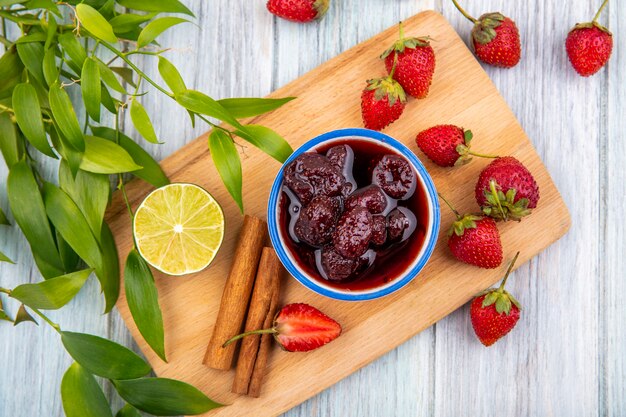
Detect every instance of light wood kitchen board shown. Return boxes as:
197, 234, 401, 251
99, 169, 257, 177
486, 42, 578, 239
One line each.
106, 10, 570, 417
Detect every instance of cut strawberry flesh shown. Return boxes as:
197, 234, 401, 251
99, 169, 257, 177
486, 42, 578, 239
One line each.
274, 303, 342, 352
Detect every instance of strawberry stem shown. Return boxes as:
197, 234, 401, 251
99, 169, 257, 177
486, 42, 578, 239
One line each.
488, 180, 508, 221
222, 328, 277, 348
468, 150, 498, 159
388, 54, 399, 79
438, 193, 461, 219
498, 251, 520, 292
398, 21, 405, 40
450, 0, 478, 24
593, 0, 609, 23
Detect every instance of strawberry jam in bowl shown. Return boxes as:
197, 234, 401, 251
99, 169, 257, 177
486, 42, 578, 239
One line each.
268, 128, 440, 301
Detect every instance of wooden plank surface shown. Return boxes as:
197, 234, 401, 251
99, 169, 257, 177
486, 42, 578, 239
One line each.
0, 1, 623, 417
104, 10, 571, 417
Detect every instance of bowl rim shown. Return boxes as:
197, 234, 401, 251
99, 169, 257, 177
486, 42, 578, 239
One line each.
267, 128, 440, 301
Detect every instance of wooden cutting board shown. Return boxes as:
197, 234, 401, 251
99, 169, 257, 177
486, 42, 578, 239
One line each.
106, 10, 570, 417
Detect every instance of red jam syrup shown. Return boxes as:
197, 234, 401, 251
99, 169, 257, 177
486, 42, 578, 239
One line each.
279, 139, 429, 292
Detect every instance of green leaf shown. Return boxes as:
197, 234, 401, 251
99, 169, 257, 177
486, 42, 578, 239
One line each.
0, 249, 14, 263
56, 229, 80, 272
97, 59, 126, 94
157, 56, 185, 94
7, 161, 64, 278
16, 32, 48, 44
0, 206, 9, 225
90, 126, 169, 187
100, 84, 118, 114
109, 12, 157, 34
48, 125, 83, 176
112, 378, 222, 416
44, 14, 58, 50
43, 47, 59, 87
175, 89, 244, 130
81, 58, 101, 122
16, 42, 45, 83
0, 47, 25, 99
125, 249, 166, 361
25, 0, 60, 13
12, 83, 56, 157
130, 99, 159, 144
109, 67, 135, 88
209, 129, 243, 212
76, 4, 118, 44
80, 136, 142, 174
0, 0, 27, 6
98, 222, 120, 313
116, 0, 194, 16
0, 112, 25, 168
115, 404, 142, 417
59, 161, 109, 238
14, 304, 37, 326
58, 32, 87, 74
61, 363, 114, 417
236, 124, 293, 163
11, 269, 92, 309
61, 332, 151, 380
217, 97, 295, 119
137, 17, 188, 48
49, 83, 85, 152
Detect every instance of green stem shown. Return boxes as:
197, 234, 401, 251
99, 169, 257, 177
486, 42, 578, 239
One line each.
29, 307, 61, 333
489, 179, 507, 221
388, 54, 399, 79
468, 150, 498, 159
114, 107, 134, 222
398, 21, 405, 39
0, 287, 10, 295
99, 41, 174, 98
437, 193, 461, 219
0, 103, 14, 114
125, 48, 171, 58
222, 328, 277, 348
498, 251, 520, 292
450, 0, 478, 24
592, 0, 609, 22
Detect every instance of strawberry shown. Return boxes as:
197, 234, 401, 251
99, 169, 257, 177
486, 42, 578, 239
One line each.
470, 252, 522, 346
451, 0, 521, 68
266, 0, 330, 23
439, 194, 503, 269
223, 303, 342, 352
361, 64, 407, 131
475, 156, 539, 222
381, 22, 435, 99
566, 0, 612, 77
415, 125, 496, 167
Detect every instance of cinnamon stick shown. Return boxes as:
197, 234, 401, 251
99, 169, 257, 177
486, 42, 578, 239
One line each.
247, 280, 281, 398
231, 247, 283, 395
203, 215, 268, 370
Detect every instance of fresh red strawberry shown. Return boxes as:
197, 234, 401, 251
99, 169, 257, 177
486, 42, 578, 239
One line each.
416, 125, 496, 167
475, 156, 539, 221
451, 0, 521, 68
439, 194, 503, 269
566, 0, 612, 77
266, 0, 329, 23
361, 67, 407, 131
470, 252, 522, 346
381, 22, 435, 99
223, 303, 342, 353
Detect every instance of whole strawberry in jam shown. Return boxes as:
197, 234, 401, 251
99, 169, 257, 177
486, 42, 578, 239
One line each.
471, 252, 522, 346
475, 156, 539, 221
224, 303, 342, 352
381, 22, 436, 99
283, 153, 346, 205
451, 0, 521, 68
266, 0, 330, 23
416, 125, 496, 167
566, 0, 613, 77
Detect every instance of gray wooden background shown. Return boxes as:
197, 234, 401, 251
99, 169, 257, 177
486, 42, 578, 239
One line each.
1, 0, 624, 416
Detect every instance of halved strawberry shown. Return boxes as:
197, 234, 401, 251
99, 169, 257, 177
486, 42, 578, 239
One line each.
224, 303, 342, 353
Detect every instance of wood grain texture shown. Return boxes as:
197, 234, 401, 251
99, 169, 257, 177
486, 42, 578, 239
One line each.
105, 11, 570, 417
0, 1, 624, 417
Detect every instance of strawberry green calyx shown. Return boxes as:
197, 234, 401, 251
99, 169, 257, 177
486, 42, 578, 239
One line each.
366, 57, 407, 107
478, 251, 521, 315
314, 0, 330, 19
438, 193, 482, 236
454, 130, 498, 166
482, 179, 531, 221
381, 21, 432, 59
472, 12, 505, 44
571, 0, 612, 37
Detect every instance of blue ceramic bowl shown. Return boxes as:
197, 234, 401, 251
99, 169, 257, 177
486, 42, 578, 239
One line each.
267, 128, 440, 301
